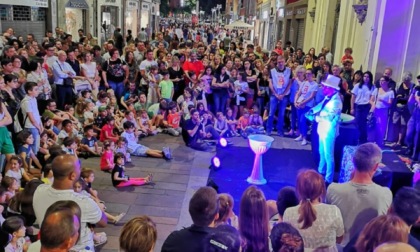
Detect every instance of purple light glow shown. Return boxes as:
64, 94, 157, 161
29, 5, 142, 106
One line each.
212, 156, 221, 168
219, 138, 228, 147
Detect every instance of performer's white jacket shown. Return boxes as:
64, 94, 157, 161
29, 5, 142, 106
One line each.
316, 92, 343, 138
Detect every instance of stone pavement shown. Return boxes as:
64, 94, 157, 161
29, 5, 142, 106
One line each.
81, 133, 310, 251
81, 134, 214, 252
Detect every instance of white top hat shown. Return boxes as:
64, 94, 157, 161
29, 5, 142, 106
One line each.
321, 74, 341, 90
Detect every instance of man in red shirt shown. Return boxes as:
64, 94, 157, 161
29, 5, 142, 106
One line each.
183, 50, 204, 86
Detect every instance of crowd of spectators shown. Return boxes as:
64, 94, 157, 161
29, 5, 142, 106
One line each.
0, 22, 419, 252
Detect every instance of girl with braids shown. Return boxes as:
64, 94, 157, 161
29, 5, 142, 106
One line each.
270, 222, 304, 252
283, 170, 344, 252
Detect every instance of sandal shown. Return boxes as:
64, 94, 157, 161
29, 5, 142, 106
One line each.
113, 212, 126, 225
94, 232, 107, 246
146, 173, 154, 183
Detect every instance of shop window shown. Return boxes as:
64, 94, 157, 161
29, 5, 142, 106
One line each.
13, 5, 31, 21
31, 7, 46, 21
0, 5, 12, 21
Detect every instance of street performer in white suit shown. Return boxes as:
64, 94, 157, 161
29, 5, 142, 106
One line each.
306, 75, 343, 184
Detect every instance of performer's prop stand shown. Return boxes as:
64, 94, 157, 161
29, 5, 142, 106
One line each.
247, 135, 275, 185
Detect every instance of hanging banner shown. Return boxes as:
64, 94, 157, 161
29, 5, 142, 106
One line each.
1, 0, 48, 7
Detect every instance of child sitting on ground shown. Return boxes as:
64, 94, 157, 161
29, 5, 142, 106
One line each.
100, 140, 115, 172
112, 153, 153, 188
80, 125, 102, 157
1, 176, 19, 203
93, 106, 108, 133
83, 102, 96, 127
79, 168, 126, 224
38, 131, 55, 166
245, 106, 265, 135
5, 156, 32, 188
57, 119, 81, 145
137, 109, 158, 136
166, 104, 182, 136
99, 115, 119, 143
115, 137, 131, 163
41, 165, 54, 185
121, 121, 172, 160
17, 130, 42, 178
2, 216, 30, 251
226, 108, 239, 137
237, 109, 251, 138
214, 112, 229, 137
61, 137, 78, 158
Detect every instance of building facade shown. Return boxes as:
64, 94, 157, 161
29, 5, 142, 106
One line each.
0, 0, 48, 42
333, 0, 420, 82
283, 0, 309, 50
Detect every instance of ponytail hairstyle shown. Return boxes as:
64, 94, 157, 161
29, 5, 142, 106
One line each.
216, 193, 234, 225
295, 169, 326, 229
75, 98, 87, 116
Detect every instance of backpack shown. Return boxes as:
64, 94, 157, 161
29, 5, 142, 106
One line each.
13, 107, 28, 133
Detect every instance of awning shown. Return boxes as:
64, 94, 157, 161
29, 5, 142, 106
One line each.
65, 0, 89, 9
225, 20, 254, 30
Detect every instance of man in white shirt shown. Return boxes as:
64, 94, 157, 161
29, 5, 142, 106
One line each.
139, 49, 158, 93
134, 41, 147, 65
33, 155, 107, 251
21, 82, 43, 153
326, 143, 392, 246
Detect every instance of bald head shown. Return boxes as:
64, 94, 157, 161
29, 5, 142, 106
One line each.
41, 209, 80, 250
52, 154, 80, 181
374, 242, 416, 252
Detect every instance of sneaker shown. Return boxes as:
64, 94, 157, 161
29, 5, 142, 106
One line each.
301, 139, 307, 145
151, 130, 158, 135
240, 132, 248, 139
139, 132, 147, 138
113, 212, 126, 225
162, 147, 172, 160
294, 135, 303, 141
156, 127, 163, 133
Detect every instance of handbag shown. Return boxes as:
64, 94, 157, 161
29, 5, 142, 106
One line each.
367, 90, 379, 129
56, 61, 74, 86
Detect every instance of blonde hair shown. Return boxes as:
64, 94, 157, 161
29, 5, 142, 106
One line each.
216, 193, 234, 225
355, 215, 409, 252
295, 65, 306, 74
120, 216, 157, 252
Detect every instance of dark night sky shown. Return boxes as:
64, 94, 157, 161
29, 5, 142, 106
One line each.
199, 0, 226, 15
